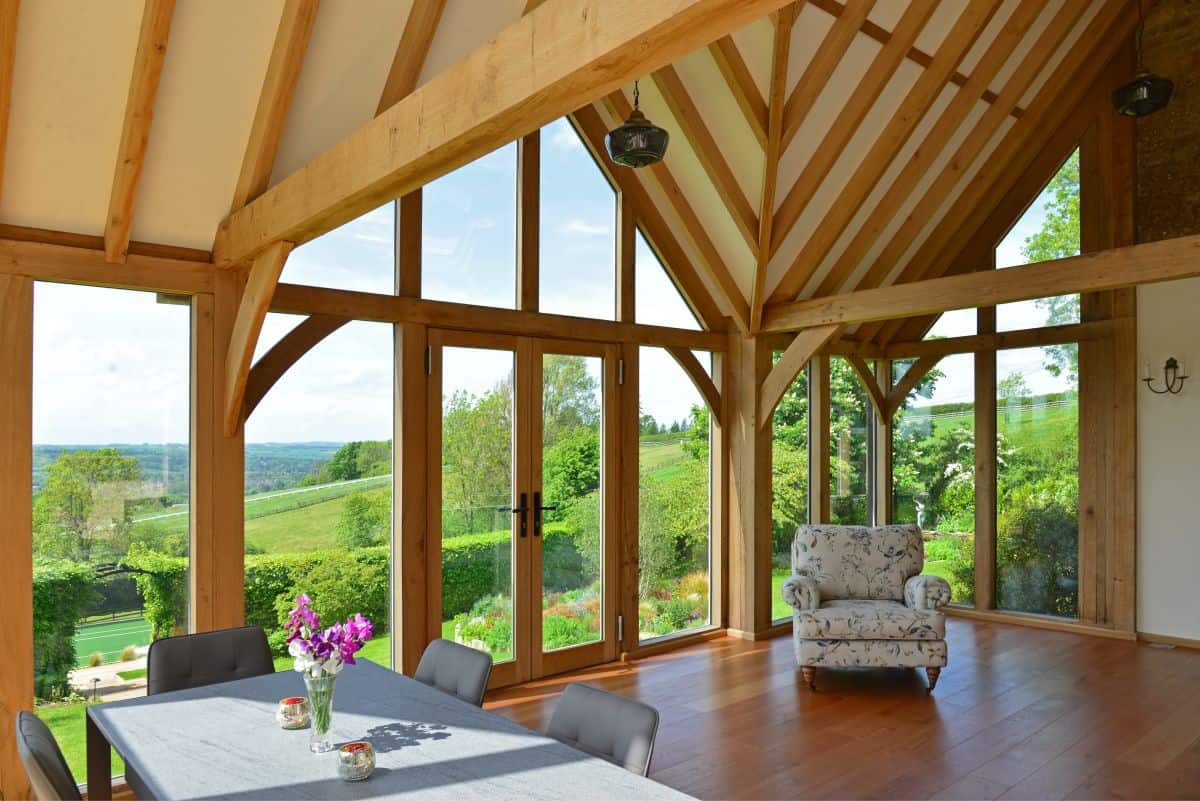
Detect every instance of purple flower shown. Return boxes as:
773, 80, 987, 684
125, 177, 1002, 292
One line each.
283, 594, 374, 676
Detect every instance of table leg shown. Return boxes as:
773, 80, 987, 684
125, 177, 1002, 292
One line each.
86, 711, 112, 801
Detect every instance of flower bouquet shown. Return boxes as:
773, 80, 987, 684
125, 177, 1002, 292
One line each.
283, 594, 373, 752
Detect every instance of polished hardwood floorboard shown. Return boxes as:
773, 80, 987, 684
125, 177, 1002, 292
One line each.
485, 619, 1200, 800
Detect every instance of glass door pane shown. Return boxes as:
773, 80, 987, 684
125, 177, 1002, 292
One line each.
439, 346, 517, 662
538, 352, 604, 653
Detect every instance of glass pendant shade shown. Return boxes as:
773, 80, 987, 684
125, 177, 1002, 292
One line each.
606, 103, 669, 168
1112, 72, 1174, 117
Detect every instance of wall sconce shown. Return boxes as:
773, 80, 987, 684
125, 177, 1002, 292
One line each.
1143, 357, 1189, 394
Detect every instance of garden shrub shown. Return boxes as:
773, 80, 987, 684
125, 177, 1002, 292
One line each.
33, 559, 96, 700
997, 480, 1078, 617
87, 652, 103, 668
123, 545, 188, 638
119, 645, 138, 662
272, 553, 389, 641
542, 614, 590, 650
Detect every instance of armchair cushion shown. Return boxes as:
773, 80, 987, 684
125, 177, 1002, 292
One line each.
904, 574, 952, 610
792, 524, 923, 601
781, 575, 820, 611
794, 599, 945, 640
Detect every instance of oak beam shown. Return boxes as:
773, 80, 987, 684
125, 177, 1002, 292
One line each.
213, 0, 795, 267
653, 64, 759, 254
751, 6, 793, 332
826, 320, 1116, 362
616, 191, 635, 322
0, 1, 18, 203
811, 0, 1052, 300
666, 346, 723, 427
0, 273, 32, 801
769, 0, 1000, 302
883, 354, 939, 419
517, 131, 539, 311
243, 314, 349, 418
104, 0, 175, 264
229, 0, 319, 213
0, 235, 213, 294
780, 0, 875, 153
770, 0, 935, 256
847, 354, 885, 422
759, 322, 842, 426
762, 234, 1200, 332
223, 240, 294, 435
377, 0, 446, 113
708, 36, 767, 147
269, 282, 727, 350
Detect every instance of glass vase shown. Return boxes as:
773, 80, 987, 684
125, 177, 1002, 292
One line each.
304, 673, 338, 753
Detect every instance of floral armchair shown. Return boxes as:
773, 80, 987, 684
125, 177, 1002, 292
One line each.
781, 524, 950, 692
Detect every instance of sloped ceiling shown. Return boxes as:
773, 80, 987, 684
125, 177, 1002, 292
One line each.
0, 0, 1130, 338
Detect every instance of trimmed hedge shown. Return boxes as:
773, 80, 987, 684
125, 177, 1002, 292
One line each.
33, 560, 96, 699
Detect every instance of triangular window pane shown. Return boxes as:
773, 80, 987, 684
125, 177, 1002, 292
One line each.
635, 231, 700, 330
281, 202, 395, 294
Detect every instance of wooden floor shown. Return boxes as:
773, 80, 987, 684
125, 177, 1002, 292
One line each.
486, 620, 1200, 800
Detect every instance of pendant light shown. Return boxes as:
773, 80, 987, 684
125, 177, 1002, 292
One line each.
605, 81, 669, 168
1113, 0, 1173, 117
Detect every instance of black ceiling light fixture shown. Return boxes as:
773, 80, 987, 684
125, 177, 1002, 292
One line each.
606, 81, 669, 168
1113, 0, 1173, 117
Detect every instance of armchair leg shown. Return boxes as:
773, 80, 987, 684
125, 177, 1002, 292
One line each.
925, 666, 941, 693
801, 666, 816, 690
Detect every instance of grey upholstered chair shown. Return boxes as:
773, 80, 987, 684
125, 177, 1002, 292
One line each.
15, 711, 83, 801
414, 638, 494, 706
146, 625, 274, 695
547, 683, 660, 776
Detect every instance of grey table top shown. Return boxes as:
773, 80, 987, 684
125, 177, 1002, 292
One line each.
88, 659, 695, 801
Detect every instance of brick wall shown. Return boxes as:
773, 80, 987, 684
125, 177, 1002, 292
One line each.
1136, 0, 1200, 242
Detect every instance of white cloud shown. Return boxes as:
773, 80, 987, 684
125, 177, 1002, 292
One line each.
558, 218, 609, 237
422, 235, 459, 257
550, 123, 584, 152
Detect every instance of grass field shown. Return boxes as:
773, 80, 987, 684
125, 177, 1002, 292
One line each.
35, 703, 125, 782
74, 618, 150, 667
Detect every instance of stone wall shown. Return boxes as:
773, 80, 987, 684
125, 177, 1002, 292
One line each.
1136, 0, 1200, 242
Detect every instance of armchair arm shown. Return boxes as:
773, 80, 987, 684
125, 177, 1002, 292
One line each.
905, 574, 951, 610
782, 575, 820, 612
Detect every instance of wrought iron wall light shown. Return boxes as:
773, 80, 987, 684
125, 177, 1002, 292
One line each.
606, 81, 669, 168
1143, 357, 1188, 395
1112, 0, 1173, 117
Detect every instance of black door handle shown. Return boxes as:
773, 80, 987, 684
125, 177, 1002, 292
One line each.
506, 492, 528, 538
533, 491, 559, 537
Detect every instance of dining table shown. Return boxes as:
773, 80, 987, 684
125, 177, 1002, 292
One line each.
85, 658, 695, 800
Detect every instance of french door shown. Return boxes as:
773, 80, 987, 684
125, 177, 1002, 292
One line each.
427, 331, 620, 687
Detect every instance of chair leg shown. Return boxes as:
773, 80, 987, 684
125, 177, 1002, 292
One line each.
801, 666, 816, 690
925, 666, 941, 693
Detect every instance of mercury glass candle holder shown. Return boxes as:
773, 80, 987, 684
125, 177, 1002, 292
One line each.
337, 741, 376, 782
276, 696, 311, 730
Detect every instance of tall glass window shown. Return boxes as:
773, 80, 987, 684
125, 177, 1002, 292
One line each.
279, 201, 395, 294
995, 346, 1079, 617
771, 363, 808, 621
635, 230, 700, 330
996, 150, 1080, 332
245, 318, 395, 661
423, 144, 518, 308
892, 354, 976, 606
539, 118, 616, 319
830, 357, 871, 525
638, 347, 712, 641
31, 284, 190, 779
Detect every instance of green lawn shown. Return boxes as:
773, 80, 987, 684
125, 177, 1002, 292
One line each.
73, 617, 150, 667
35, 703, 124, 783
244, 485, 390, 552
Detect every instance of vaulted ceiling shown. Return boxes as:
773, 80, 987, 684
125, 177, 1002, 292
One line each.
0, 0, 1137, 338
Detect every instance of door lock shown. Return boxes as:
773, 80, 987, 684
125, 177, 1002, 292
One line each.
499, 492, 529, 537
532, 491, 559, 538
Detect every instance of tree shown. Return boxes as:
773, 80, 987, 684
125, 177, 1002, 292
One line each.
33, 448, 143, 561
542, 355, 600, 449
442, 386, 513, 536
335, 491, 390, 548
542, 429, 600, 519
1023, 150, 1081, 380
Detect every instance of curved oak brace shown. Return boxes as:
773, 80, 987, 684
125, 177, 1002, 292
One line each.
243, 314, 350, 420
758, 323, 842, 429
847, 354, 887, 423
665, 346, 722, 428
223, 240, 294, 436
884, 354, 941, 420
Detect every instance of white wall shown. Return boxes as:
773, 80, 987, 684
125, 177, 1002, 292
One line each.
1137, 279, 1200, 641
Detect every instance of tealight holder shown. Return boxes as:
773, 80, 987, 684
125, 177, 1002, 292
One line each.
276, 696, 311, 730
337, 741, 376, 782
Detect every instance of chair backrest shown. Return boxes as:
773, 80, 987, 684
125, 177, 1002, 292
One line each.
15, 711, 83, 801
547, 683, 660, 776
146, 625, 274, 695
414, 638, 493, 706
792, 524, 923, 601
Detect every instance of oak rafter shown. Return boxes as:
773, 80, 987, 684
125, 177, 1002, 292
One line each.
377, 0, 446, 114
708, 36, 767, 148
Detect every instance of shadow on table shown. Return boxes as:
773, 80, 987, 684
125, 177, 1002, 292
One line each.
358, 720, 451, 752
183, 743, 593, 800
